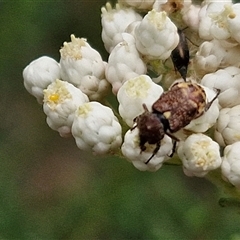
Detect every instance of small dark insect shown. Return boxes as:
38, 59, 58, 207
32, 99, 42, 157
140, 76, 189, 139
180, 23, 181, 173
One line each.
171, 29, 189, 81
132, 81, 220, 164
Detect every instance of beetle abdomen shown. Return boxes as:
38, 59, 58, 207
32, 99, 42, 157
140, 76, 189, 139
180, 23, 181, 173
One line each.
152, 82, 206, 132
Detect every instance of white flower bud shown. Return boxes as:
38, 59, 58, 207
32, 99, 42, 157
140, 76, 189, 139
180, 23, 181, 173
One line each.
177, 133, 222, 177
193, 40, 225, 76
201, 66, 240, 108
152, 0, 167, 11
209, 3, 240, 44
198, 4, 213, 41
228, 3, 240, 43
198, 2, 231, 40
135, 9, 179, 60
209, 4, 232, 41
125, 20, 142, 37
119, 0, 155, 10
217, 38, 239, 48
23, 56, 60, 104
215, 105, 240, 147
227, 3, 240, 44
117, 75, 163, 127
43, 79, 89, 138
60, 35, 110, 101
121, 127, 173, 172
181, 3, 201, 31
101, 2, 142, 53
105, 33, 147, 94
221, 141, 240, 189
184, 86, 220, 133
72, 102, 122, 154
194, 39, 240, 76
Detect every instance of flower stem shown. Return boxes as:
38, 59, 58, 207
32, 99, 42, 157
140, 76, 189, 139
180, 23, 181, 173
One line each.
206, 169, 240, 200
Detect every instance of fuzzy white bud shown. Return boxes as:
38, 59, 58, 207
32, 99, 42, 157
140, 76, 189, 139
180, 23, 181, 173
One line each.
72, 102, 122, 154
23, 56, 60, 104
227, 3, 240, 44
215, 105, 240, 147
177, 133, 222, 177
209, 4, 232, 40
221, 141, 240, 189
43, 79, 89, 137
105, 33, 147, 94
119, 0, 155, 10
201, 66, 240, 108
181, 3, 201, 31
194, 39, 240, 77
60, 35, 110, 101
117, 75, 163, 127
198, 2, 231, 40
121, 127, 173, 172
101, 2, 142, 53
134, 9, 179, 60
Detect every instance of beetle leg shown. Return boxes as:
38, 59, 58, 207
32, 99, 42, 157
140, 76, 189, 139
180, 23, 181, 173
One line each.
165, 131, 179, 158
145, 141, 160, 164
165, 131, 179, 142
169, 140, 177, 157
205, 88, 221, 111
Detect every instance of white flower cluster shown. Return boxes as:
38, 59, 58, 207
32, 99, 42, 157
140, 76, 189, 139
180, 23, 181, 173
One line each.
23, 0, 240, 189
23, 35, 122, 155
191, 1, 240, 188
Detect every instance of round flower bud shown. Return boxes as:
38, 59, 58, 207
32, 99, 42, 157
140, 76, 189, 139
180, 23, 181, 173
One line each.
201, 66, 240, 108
209, 4, 232, 41
214, 105, 240, 147
105, 33, 147, 94
181, 3, 201, 32
101, 2, 142, 53
134, 9, 179, 60
72, 102, 122, 155
194, 40, 225, 76
198, 2, 231, 40
121, 127, 173, 172
23, 56, 60, 104
221, 141, 240, 189
117, 75, 163, 127
223, 3, 240, 43
60, 35, 110, 101
119, 0, 155, 11
43, 79, 89, 138
184, 85, 220, 133
177, 133, 222, 177
194, 39, 240, 77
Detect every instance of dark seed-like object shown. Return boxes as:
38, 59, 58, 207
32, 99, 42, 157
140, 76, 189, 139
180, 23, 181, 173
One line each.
171, 29, 189, 81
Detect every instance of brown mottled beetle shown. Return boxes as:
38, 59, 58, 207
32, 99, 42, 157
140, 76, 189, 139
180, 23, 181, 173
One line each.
171, 29, 189, 81
132, 81, 220, 164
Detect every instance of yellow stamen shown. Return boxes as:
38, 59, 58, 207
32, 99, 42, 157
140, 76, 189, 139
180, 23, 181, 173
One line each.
49, 94, 59, 103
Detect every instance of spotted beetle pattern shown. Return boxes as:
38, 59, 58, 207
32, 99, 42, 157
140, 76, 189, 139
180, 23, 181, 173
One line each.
152, 81, 207, 132
132, 81, 220, 164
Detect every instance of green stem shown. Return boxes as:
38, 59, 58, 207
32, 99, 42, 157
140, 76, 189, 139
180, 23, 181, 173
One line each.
103, 99, 129, 135
206, 169, 240, 200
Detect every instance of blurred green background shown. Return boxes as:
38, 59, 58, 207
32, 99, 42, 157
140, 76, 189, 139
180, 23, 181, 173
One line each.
1, 1, 240, 239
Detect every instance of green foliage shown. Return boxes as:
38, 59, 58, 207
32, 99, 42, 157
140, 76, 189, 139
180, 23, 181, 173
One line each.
1, 1, 240, 239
